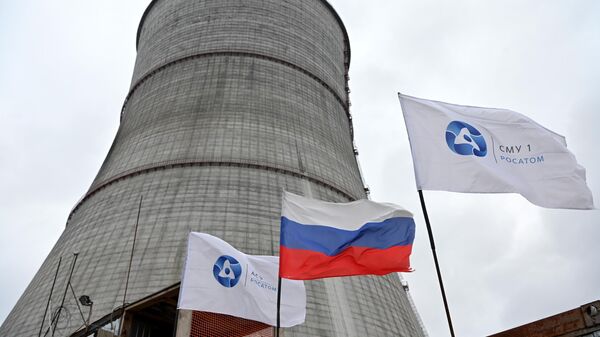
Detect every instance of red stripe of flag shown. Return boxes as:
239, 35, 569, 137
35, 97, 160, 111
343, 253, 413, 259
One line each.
279, 245, 413, 280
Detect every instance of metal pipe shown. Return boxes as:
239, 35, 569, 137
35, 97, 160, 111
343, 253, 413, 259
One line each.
49, 253, 78, 337
38, 257, 62, 337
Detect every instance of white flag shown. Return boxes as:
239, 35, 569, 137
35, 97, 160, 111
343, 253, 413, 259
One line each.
178, 232, 306, 327
399, 93, 594, 209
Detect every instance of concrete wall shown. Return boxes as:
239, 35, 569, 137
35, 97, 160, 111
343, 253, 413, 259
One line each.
0, 1, 425, 336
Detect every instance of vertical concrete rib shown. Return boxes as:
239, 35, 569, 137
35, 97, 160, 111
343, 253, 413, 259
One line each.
0, 1, 425, 336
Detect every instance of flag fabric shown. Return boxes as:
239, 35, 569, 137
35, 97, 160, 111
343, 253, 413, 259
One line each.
398, 93, 594, 209
178, 232, 306, 327
279, 191, 415, 280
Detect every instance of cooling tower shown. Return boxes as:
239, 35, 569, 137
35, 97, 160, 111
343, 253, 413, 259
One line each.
0, 0, 426, 336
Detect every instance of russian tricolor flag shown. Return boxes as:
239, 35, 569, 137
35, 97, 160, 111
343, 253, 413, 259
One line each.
279, 192, 415, 280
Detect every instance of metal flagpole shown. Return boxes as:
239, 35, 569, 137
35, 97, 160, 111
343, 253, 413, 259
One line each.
49, 253, 79, 337
119, 195, 143, 335
276, 276, 282, 337
123, 195, 143, 308
418, 190, 456, 337
38, 256, 62, 337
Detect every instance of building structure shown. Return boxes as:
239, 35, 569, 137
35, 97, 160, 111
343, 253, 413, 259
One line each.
0, 1, 426, 336
489, 301, 600, 337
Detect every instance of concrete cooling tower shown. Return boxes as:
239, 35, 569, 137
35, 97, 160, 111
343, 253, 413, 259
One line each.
0, 0, 426, 336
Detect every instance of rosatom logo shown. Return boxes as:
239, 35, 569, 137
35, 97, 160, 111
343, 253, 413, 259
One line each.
445, 121, 487, 157
213, 255, 242, 288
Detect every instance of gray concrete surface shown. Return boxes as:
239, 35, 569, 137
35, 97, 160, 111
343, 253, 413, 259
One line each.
0, 1, 425, 336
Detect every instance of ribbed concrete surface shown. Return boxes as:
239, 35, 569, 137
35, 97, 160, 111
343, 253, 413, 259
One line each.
0, 1, 425, 336
132, 0, 349, 99
93, 55, 362, 199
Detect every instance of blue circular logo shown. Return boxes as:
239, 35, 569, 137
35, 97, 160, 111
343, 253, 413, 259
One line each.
445, 121, 487, 157
213, 255, 242, 288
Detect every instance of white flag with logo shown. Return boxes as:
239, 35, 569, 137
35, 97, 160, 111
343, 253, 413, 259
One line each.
178, 232, 306, 327
398, 93, 594, 209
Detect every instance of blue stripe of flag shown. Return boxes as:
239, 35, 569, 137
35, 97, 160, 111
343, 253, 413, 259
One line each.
280, 216, 415, 256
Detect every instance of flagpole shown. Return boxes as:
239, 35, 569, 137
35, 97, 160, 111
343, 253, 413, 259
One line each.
418, 189, 456, 337
50, 253, 79, 337
276, 276, 282, 337
38, 256, 62, 337
118, 195, 143, 335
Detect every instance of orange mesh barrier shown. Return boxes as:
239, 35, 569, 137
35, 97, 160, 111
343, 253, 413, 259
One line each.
190, 311, 273, 337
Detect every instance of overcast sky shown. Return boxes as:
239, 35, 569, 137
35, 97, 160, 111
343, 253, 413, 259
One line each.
1, 1, 599, 336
